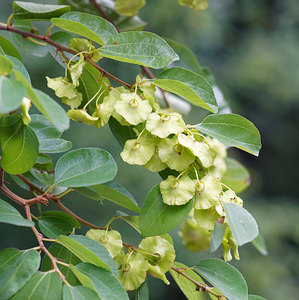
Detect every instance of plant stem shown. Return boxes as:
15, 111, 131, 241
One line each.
171, 266, 225, 298
0, 23, 131, 88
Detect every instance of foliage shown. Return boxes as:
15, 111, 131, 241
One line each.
0, 1, 266, 299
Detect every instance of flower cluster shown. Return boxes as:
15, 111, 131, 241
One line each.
47, 48, 245, 264
86, 229, 175, 290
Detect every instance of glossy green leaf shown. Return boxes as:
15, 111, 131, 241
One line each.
0, 76, 25, 114
13, 1, 70, 20
56, 235, 117, 277
223, 203, 259, 246
51, 12, 117, 45
38, 211, 81, 239
10, 272, 62, 300
117, 16, 147, 31
0, 115, 38, 174
33, 89, 69, 132
34, 153, 53, 171
41, 243, 80, 285
91, 181, 139, 212
222, 158, 250, 193
195, 258, 248, 300
154, 67, 217, 112
9, 171, 44, 192
39, 138, 72, 154
140, 185, 193, 237
11, 21, 48, 57
164, 38, 202, 73
251, 233, 268, 256
7, 55, 30, 83
63, 285, 100, 300
55, 148, 117, 187
0, 55, 13, 76
0, 199, 34, 227
0, 36, 23, 62
71, 263, 129, 300
117, 214, 140, 233
99, 31, 178, 69
169, 262, 206, 300
195, 113, 262, 156
77, 62, 110, 113
0, 248, 40, 300
29, 168, 55, 185
209, 222, 226, 253
248, 295, 266, 300
109, 117, 137, 148
29, 114, 72, 153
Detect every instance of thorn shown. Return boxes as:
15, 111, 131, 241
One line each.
97, 72, 104, 81
55, 48, 59, 59
22, 35, 27, 42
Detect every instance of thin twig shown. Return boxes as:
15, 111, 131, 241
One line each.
0, 23, 131, 87
171, 266, 225, 298
24, 204, 68, 284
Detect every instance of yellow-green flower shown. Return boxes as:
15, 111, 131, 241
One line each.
179, 218, 212, 252
86, 229, 123, 258
146, 112, 186, 138
114, 92, 152, 125
216, 190, 243, 216
69, 53, 85, 87
118, 252, 149, 291
68, 109, 98, 125
158, 135, 195, 171
115, 0, 145, 16
193, 207, 219, 231
178, 133, 215, 168
20, 97, 31, 125
121, 133, 155, 165
193, 175, 222, 209
178, 0, 209, 11
160, 175, 195, 205
144, 145, 167, 172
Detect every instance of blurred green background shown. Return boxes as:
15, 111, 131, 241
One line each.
1, 0, 299, 299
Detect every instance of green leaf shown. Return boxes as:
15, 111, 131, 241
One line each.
6, 55, 30, 83
0, 55, 14, 76
39, 138, 72, 154
99, 31, 178, 69
251, 234, 268, 256
10, 272, 62, 300
29, 168, 55, 185
13, 1, 70, 20
222, 158, 250, 193
63, 285, 100, 300
117, 214, 140, 233
0, 36, 23, 62
0, 76, 25, 114
109, 117, 137, 148
0, 248, 40, 300
140, 185, 193, 237
195, 258, 248, 300
0, 199, 34, 227
55, 148, 117, 187
38, 211, 81, 239
154, 67, 217, 112
135, 282, 149, 300
90, 181, 139, 212
248, 295, 266, 300
169, 262, 206, 300
195, 113, 262, 156
0, 115, 39, 174
71, 263, 129, 300
29, 114, 72, 154
117, 16, 147, 32
56, 235, 117, 277
164, 38, 202, 73
11, 21, 48, 57
209, 222, 226, 253
33, 89, 70, 132
13, 71, 70, 132
223, 203, 259, 246
41, 243, 80, 285
77, 62, 110, 114
51, 12, 117, 45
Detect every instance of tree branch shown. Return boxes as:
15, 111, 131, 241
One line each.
0, 23, 131, 88
171, 266, 225, 299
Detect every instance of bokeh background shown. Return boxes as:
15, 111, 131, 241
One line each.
1, 0, 299, 299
